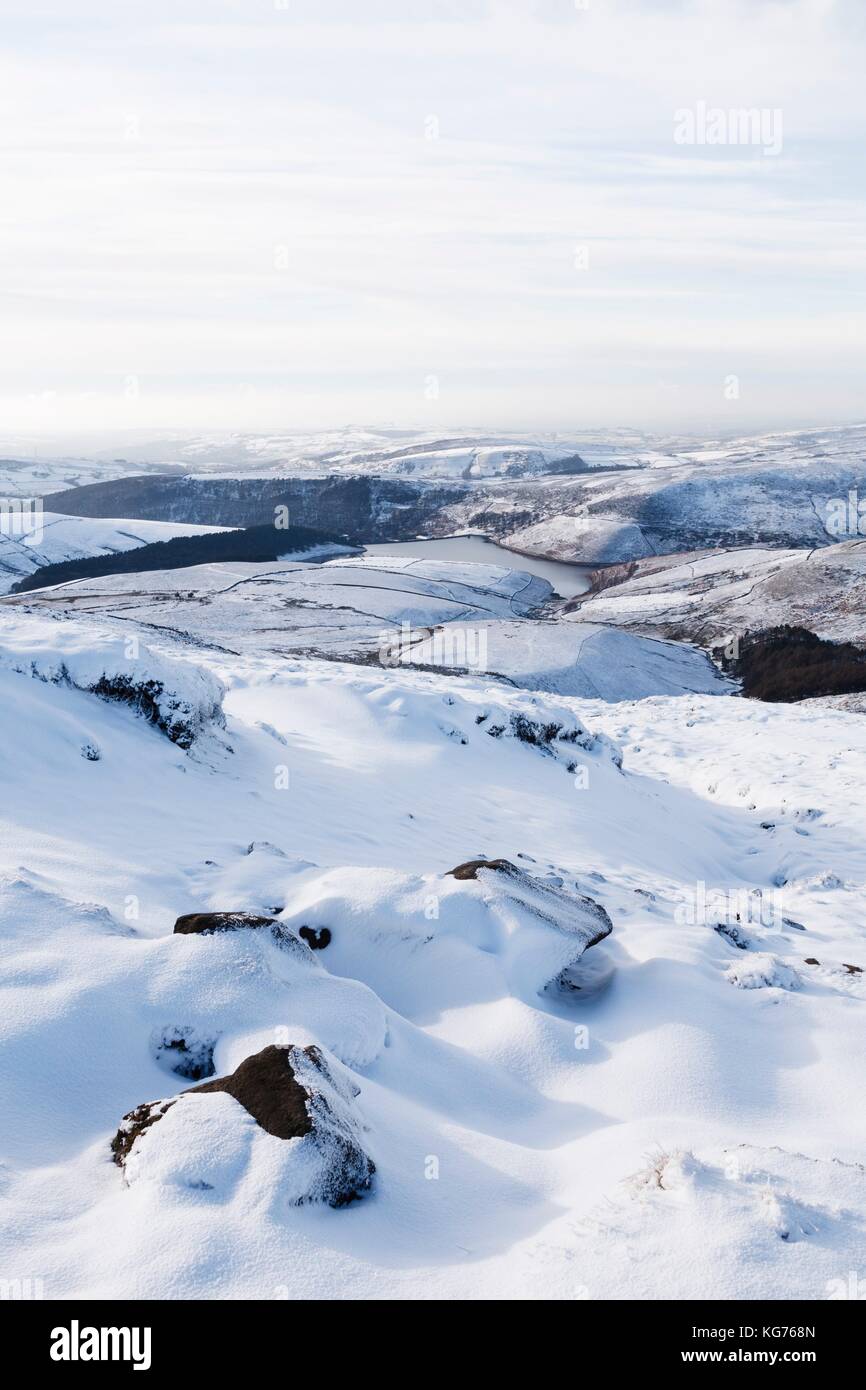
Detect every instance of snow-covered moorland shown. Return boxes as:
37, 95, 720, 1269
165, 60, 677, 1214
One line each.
1, 555, 731, 701
0, 539, 864, 1300
0, 512, 231, 594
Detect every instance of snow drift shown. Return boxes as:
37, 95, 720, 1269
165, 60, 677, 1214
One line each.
0, 612, 225, 746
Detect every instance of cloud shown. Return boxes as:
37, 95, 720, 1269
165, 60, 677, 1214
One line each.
0, 0, 863, 433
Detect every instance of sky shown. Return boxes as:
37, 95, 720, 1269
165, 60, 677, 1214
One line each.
0, 0, 864, 442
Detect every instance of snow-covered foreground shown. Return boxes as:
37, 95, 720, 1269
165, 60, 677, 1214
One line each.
0, 602, 864, 1300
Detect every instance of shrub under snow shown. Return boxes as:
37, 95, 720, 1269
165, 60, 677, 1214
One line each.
0, 612, 225, 747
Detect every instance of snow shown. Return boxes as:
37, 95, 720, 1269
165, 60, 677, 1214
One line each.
399, 620, 732, 699
573, 1145, 866, 1300
0, 610, 225, 746
1, 598, 865, 1298
724, 954, 803, 991
570, 541, 866, 645
0, 512, 230, 593
1, 440, 865, 1303
5, 556, 732, 702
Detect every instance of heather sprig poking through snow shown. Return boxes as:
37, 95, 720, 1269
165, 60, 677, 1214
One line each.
724, 953, 802, 991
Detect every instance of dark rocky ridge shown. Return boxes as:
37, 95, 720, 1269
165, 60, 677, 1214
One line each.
45, 473, 468, 540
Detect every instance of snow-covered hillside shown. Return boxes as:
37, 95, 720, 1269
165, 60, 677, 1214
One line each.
0, 454, 177, 500
5, 555, 730, 701
34, 422, 866, 565
1, 433, 863, 1303
498, 422, 866, 562
1, 428, 596, 486
570, 541, 866, 647
395, 620, 731, 699
0, 600, 864, 1299
0, 512, 230, 594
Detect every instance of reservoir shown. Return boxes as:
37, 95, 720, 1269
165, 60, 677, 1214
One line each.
362, 534, 594, 599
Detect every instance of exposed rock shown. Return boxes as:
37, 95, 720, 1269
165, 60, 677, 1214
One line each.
111, 1044, 375, 1208
88, 674, 205, 748
189, 1044, 313, 1140
714, 921, 751, 950
298, 926, 331, 950
448, 858, 518, 880
447, 855, 613, 996
111, 1098, 175, 1168
173, 911, 276, 935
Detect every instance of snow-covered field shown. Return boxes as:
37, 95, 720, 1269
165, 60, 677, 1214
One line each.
0, 512, 230, 594
4, 555, 729, 701
0, 537, 864, 1300
570, 541, 866, 647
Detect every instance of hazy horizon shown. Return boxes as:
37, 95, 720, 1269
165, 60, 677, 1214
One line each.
2, 0, 864, 437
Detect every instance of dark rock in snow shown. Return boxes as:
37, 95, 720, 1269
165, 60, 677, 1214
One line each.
189, 1044, 314, 1140
299, 926, 332, 950
783, 917, 806, 932
110, 1098, 175, 1168
111, 1044, 375, 1207
714, 921, 751, 950
173, 911, 276, 935
449, 858, 518, 880
90, 674, 212, 748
